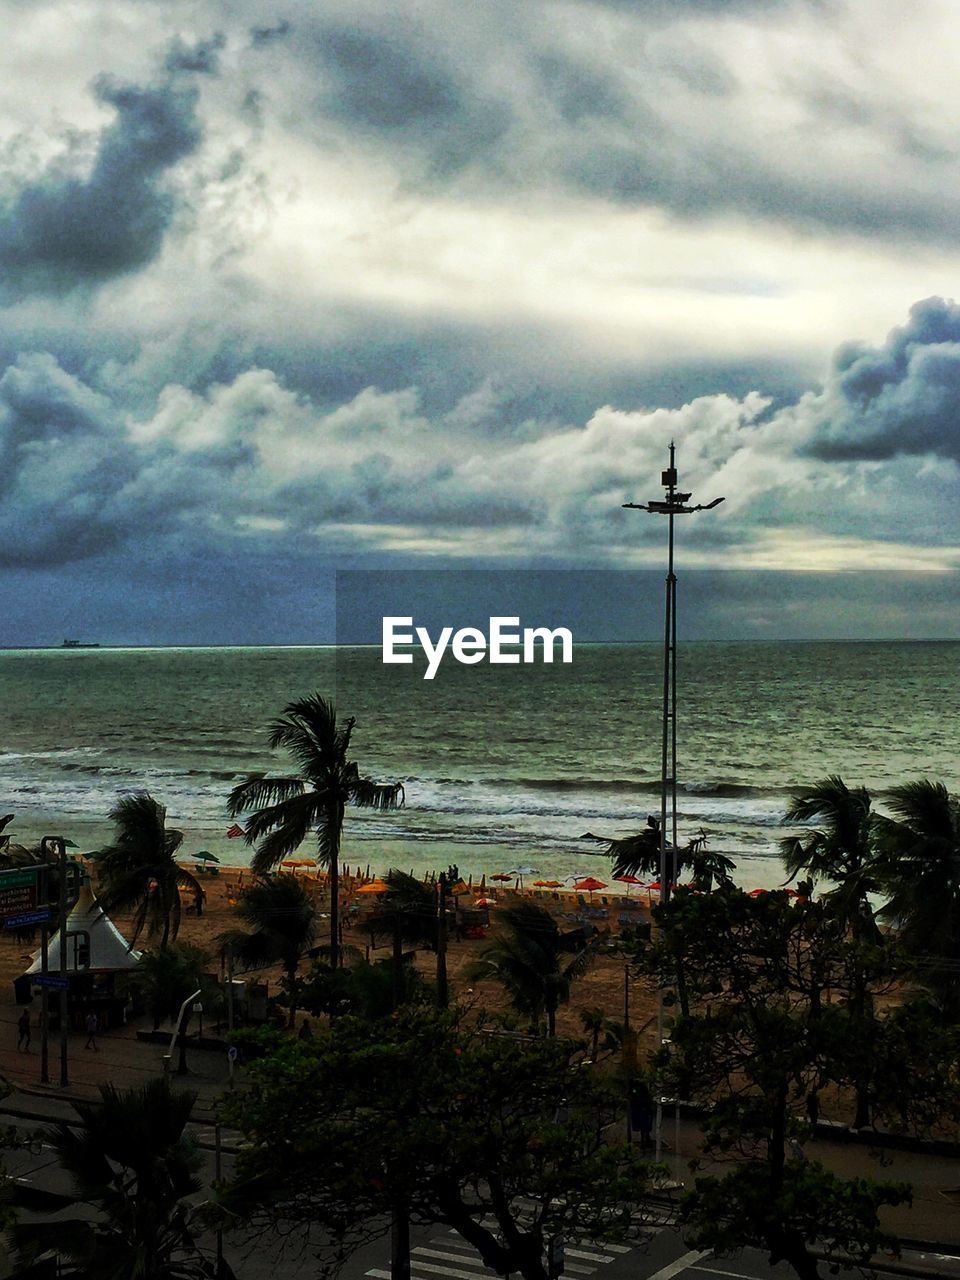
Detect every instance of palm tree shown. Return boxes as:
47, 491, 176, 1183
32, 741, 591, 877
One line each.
227, 694, 403, 966
365, 870, 438, 1010
780, 776, 883, 929
467, 902, 596, 1036
874, 780, 960, 1018
11, 1078, 231, 1278
93, 794, 202, 949
608, 822, 733, 891
218, 874, 318, 1028
780, 776, 884, 1126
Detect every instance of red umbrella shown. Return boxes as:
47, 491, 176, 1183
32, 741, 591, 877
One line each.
474, 897, 497, 907
614, 874, 643, 886
574, 877, 607, 899
748, 887, 768, 897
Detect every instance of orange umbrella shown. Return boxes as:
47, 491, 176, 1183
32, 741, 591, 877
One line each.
357, 879, 391, 895
574, 877, 607, 894
534, 879, 563, 889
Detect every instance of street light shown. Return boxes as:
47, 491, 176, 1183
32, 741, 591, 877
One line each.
622, 443, 724, 903
622, 441, 723, 1161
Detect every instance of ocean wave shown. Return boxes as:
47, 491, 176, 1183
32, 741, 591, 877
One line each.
508, 776, 784, 799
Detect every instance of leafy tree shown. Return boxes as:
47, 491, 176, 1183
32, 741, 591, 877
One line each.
11, 1078, 232, 1279
628, 886, 960, 1280
299, 953, 433, 1021
223, 1008, 654, 1280
93, 794, 202, 949
874, 779, 960, 1018
218, 874, 317, 1028
227, 694, 403, 966
121, 942, 211, 1032
467, 902, 597, 1036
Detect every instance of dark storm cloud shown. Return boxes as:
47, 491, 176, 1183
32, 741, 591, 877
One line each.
0, 73, 202, 297
805, 297, 960, 462
164, 33, 226, 75
250, 19, 292, 47
266, 5, 957, 247
311, 23, 510, 172
0, 354, 139, 566
534, 54, 627, 122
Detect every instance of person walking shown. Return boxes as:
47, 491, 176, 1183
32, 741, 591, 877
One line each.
84, 1011, 99, 1051
17, 1009, 30, 1053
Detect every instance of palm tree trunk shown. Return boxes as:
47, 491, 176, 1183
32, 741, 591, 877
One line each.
329, 808, 342, 967
393, 919, 404, 1011
287, 962, 298, 1030
546, 1001, 556, 1037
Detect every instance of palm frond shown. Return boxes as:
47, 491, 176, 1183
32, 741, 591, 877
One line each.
228, 774, 306, 817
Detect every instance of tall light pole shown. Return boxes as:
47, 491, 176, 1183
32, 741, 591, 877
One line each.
622, 442, 723, 1162
623, 443, 723, 903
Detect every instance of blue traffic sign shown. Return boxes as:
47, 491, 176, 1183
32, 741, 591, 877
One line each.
4, 910, 51, 929
33, 974, 70, 990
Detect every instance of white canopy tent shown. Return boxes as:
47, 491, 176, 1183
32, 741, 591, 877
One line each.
25, 883, 141, 974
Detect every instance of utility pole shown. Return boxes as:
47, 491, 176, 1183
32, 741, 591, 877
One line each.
622, 443, 723, 1162
436, 872, 448, 1009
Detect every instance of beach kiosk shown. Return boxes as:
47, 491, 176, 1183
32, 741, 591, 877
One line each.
16, 882, 141, 1028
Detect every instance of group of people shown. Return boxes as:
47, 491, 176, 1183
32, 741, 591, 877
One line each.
16, 1008, 101, 1052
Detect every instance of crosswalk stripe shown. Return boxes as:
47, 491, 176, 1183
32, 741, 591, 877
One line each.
414, 1250, 489, 1268
403, 1262, 499, 1280
600, 1244, 632, 1254
646, 1250, 711, 1280
565, 1249, 614, 1263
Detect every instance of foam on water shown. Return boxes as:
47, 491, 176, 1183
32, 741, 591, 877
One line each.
2, 641, 958, 884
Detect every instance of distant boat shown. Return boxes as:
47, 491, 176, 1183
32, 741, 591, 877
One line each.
61, 639, 100, 649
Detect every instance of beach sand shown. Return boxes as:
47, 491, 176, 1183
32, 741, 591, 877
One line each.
0, 864, 660, 1047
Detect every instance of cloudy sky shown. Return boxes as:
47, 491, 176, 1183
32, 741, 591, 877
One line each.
2, 0, 960, 645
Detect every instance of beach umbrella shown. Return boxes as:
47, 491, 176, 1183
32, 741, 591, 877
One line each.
509, 866, 537, 877
748, 888, 768, 897
194, 850, 220, 863
614, 874, 642, 889
574, 877, 607, 902
491, 873, 513, 882
474, 897, 497, 907
357, 878, 390, 895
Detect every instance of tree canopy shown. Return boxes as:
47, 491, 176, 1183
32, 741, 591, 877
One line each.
223, 1008, 655, 1280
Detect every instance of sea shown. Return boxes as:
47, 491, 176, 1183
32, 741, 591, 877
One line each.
1, 642, 957, 889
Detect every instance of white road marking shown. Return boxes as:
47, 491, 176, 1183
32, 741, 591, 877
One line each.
565, 1249, 614, 1262
689, 1268, 760, 1280
413, 1250, 490, 1267
399, 1262, 501, 1280
646, 1250, 711, 1280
